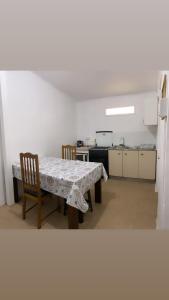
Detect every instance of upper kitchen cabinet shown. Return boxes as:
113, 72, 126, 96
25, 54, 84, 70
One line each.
143, 96, 158, 125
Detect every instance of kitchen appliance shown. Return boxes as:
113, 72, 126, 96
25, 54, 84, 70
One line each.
89, 131, 113, 176
76, 140, 84, 147
96, 131, 113, 147
89, 146, 109, 175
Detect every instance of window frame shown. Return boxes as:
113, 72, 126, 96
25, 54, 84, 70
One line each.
105, 105, 135, 116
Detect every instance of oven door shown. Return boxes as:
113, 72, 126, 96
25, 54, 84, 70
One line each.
89, 150, 109, 176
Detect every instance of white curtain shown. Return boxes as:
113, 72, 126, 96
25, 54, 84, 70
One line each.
0, 97, 5, 206
0, 144, 5, 206
156, 116, 167, 228
161, 72, 169, 228
156, 71, 169, 229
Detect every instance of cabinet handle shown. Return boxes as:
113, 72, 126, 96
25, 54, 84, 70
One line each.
140, 153, 144, 156
118, 153, 121, 155
124, 153, 127, 156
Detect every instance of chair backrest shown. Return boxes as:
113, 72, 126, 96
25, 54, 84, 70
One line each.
20, 152, 40, 195
62, 145, 76, 160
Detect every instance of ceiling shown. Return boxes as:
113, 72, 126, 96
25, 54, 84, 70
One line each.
36, 71, 158, 101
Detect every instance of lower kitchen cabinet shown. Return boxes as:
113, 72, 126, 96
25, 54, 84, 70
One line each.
138, 151, 156, 180
123, 151, 139, 178
109, 149, 156, 180
109, 150, 123, 176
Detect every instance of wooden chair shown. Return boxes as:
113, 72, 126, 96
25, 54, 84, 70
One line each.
20, 152, 57, 229
62, 145, 77, 160
61, 145, 93, 216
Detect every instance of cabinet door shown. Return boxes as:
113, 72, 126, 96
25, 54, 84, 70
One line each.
109, 150, 123, 176
139, 151, 156, 180
123, 151, 139, 178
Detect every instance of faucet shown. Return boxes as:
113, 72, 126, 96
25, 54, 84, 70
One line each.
120, 136, 125, 146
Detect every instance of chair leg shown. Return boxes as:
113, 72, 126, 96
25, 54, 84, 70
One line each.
37, 199, 42, 229
87, 190, 93, 212
64, 199, 67, 216
22, 196, 26, 220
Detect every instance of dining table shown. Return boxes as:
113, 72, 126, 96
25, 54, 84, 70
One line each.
12, 156, 108, 229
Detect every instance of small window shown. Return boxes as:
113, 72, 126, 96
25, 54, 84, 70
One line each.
105, 106, 135, 116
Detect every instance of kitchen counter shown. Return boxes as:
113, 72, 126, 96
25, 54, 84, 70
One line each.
109, 146, 156, 180
109, 146, 156, 151
77, 146, 156, 152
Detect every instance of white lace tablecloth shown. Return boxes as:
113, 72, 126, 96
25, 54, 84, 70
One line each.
12, 157, 108, 213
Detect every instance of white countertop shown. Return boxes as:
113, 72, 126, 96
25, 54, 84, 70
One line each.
109, 147, 156, 151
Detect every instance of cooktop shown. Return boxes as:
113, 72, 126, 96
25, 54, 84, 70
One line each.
90, 146, 110, 150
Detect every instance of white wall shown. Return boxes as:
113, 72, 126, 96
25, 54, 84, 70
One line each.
0, 71, 76, 205
76, 92, 157, 146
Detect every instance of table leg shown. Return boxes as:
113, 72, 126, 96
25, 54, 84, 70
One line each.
67, 205, 79, 229
78, 211, 84, 223
95, 179, 102, 203
13, 177, 19, 203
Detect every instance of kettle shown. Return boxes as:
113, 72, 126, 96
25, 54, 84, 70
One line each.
77, 140, 84, 147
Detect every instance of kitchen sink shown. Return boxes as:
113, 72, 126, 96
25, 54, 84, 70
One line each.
111, 145, 156, 151
112, 145, 129, 150
111, 145, 139, 150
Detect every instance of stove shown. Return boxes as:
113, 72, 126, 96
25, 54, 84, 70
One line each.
89, 146, 109, 176
90, 146, 109, 150
88, 131, 113, 176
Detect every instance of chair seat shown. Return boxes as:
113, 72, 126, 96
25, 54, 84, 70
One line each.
24, 189, 49, 200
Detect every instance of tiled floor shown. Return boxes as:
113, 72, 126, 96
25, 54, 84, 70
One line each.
0, 178, 158, 229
